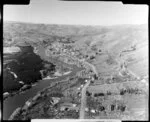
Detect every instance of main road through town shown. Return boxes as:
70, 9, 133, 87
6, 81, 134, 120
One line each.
79, 79, 91, 119
79, 61, 98, 119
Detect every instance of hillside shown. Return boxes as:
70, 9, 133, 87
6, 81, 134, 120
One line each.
3, 21, 148, 120
3, 21, 148, 89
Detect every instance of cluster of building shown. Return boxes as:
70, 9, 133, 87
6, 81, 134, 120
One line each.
50, 96, 80, 113
46, 42, 76, 57
60, 102, 79, 112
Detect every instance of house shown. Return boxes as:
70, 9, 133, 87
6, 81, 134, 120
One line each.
25, 101, 31, 107
60, 102, 75, 111
90, 109, 96, 113
60, 102, 79, 112
85, 107, 89, 112
72, 104, 77, 107
3, 92, 9, 96
3, 92, 9, 98
77, 87, 81, 90
141, 79, 146, 83
85, 80, 88, 83
51, 97, 60, 105
19, 81, 24, 85
80, 85, 84, 88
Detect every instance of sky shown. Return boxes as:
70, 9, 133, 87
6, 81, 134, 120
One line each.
4, 0, 148, 26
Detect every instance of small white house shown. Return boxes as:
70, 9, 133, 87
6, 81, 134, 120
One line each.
141, 79, 148, 86
85, 108, 89, 112
72, 104, 77, 107
141, 79, 146, 83
85, 80, 88, 83
19, 81, 24, 85
3, 92, 9, 97
25, 101, 31, 107
90, 109, 96, 113
77, 87, 81, 90
52, 97, 60, 105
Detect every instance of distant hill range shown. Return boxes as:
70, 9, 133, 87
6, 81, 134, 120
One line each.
3, 21, 148, 78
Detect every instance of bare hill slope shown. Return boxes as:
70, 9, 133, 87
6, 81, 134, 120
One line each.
4, 21, 148, 78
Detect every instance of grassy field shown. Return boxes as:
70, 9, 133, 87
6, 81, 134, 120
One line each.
86, 80, 148, 120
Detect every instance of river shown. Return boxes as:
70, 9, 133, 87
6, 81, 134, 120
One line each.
3, 65, 82, 120
3, 44, 83, 120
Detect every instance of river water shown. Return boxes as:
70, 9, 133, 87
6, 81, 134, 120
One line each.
3, 45, 82, 120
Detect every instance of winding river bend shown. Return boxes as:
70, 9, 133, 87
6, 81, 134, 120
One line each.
3, 45, 83, 120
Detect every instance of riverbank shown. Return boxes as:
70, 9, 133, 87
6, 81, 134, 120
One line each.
8, 69, 84, 120
7, 58, 97, 120
8, 78, 64, 120
3, 62, 83, 120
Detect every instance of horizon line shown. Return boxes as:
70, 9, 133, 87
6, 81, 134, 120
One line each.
3, 20, 148, 27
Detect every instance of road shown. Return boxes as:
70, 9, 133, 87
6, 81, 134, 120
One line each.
79, 61, 98, 119
59, 53, 99, 119
79, 80, 91, 119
